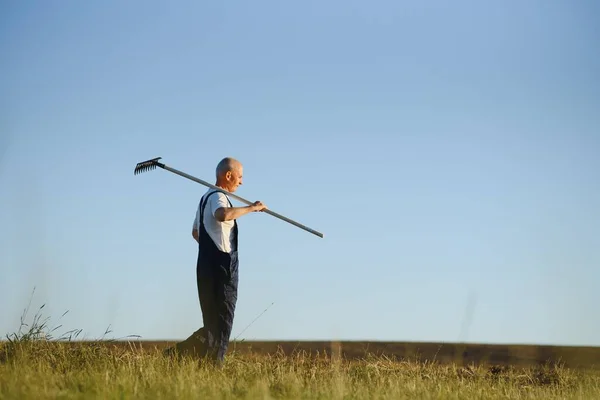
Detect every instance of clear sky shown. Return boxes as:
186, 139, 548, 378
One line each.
1, 1, 599, 346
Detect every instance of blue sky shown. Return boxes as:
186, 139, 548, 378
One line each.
1, 1, 599, 346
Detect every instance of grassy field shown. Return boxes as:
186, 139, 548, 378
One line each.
1, 305, 599, 399
2, 338, 600, 399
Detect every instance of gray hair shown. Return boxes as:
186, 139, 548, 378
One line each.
216, 157, 241, 178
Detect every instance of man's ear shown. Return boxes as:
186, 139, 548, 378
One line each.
226, 170, 232, 180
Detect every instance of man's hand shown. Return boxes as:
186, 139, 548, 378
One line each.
251, 201, 267, 212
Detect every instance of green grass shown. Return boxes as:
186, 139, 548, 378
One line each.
2, 339, 599, 399
1, 300, 598, 399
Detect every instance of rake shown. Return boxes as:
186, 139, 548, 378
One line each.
134, 157, 324, 238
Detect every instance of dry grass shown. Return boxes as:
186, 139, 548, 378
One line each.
1, 299, 598, 399
1, 339, 599, 399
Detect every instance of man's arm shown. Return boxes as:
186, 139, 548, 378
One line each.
192, 209, 200, 243
215, 201, 266, 222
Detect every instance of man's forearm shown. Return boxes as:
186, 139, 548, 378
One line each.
216, 206, 255, 221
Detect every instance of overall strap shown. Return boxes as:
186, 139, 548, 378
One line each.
199, 190, 238, 252
199, 190, 228, 230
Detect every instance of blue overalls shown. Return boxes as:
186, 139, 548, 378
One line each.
196, 190, 239, 364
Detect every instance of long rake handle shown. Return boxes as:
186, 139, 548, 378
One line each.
161, 164, 324, 238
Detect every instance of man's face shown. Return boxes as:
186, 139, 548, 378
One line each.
225, 165, 243, 192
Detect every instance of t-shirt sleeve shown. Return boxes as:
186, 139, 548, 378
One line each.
209, 192, 231, 218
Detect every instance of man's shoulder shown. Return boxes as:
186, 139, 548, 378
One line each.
205, 189, 231, 207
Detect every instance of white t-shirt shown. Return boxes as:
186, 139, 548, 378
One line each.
193, 189, 235, 253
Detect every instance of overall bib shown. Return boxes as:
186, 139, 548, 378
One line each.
196, 190, 239, 363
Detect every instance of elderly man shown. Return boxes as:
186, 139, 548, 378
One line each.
169, 157, 266, 365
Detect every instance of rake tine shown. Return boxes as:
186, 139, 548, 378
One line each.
134, 157, 165, 175
133, 156, 324, 238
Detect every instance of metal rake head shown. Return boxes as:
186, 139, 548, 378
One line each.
134, 157, 164, 175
